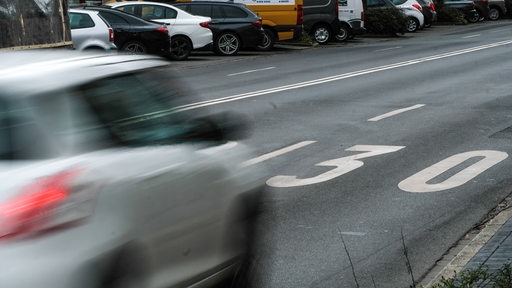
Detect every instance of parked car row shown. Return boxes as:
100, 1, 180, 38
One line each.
69, 0, 508, 60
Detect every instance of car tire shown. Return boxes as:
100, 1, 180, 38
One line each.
467, 11, 480, 23
335, 24, 351, 42
121, 41, 147, 54
406, 17, 419, 33
170, 35, 192, 61
214, 31, 241, 56
488, 7, 500, 20
257, 27, 276, 51
311, 24, 331, 44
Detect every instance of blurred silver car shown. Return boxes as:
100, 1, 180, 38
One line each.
0, 51, 264, 288
69, 9, 117, 51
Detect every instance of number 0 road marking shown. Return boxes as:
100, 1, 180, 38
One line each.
399, 150, 509, 193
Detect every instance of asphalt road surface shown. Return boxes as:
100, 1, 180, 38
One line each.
175, 21, 512, 288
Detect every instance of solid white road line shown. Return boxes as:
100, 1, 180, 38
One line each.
227, 67, 276, 77
169, 40, 512, 113
368, 104, 426, 122
242, 140, 316, 167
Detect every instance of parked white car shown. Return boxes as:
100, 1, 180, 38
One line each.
69, 9, 117, 51
0, 50, 264, 288
391, 0, 425, 32
106, 1, 213, 60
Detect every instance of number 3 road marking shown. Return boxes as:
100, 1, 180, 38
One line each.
266, 145, 405, 188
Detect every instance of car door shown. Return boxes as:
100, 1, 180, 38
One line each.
72, 67, 240, 285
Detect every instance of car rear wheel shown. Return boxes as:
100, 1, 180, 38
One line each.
215, 32, 241, 56
170, 35, 192, 61
311, 24, 331, 44
406, 17, 419, 33
467, 10, 480, 23
121, 41, 147, 54
257, 27, 275, 51
335, 24, 351, 42
488, 7, 500, 20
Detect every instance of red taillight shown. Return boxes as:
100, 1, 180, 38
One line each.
297, 4, 303, 25
200, 21, 212, 29
108, 27, 114, 43
430, 2, 435, 11
0, 169, 92, 240
252, 19, 263, 28
157, 27, 168, 34
412, 3, 422, 10
361, 11, 364, 21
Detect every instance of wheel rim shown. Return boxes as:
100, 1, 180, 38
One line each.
171, 38, 190, 59
489, 8, 499, 20
218, 33, 239, 55
259, 32, 271, 49
407, 19, 417, 32
124, 43, 145, 54
314, 27, 330, 43
335, 27, 348, 41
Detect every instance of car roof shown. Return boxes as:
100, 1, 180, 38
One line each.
0, 50, 169, 99
83, 5, 166, 24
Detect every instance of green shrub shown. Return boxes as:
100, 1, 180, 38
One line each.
364, 8, 408, 35
436, 6, 467, 24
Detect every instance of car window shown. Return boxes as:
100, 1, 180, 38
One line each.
0, 97, 59, 159
189, 5, 212, 17
77, 69, 203, 146
98, 11, 129, 25
391, 0, 407, 4
222, 6, 248, 18
116, 5, 136, 15
69, 13, 95, 29
140, 5, 177, 19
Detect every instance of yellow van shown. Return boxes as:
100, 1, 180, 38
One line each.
233, 0, 304, 50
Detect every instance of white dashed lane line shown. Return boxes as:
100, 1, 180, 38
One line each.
368, 104, 426, 122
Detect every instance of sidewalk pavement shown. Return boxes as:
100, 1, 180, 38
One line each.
422, 203, 512, 286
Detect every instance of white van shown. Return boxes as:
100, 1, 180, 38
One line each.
336, 0, 365, 41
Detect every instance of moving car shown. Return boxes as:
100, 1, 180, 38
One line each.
69, 8, 117, 51
173, 1, 264, 56
106, 1, 213, 60
83, 6, 172, 57
0, 50, 264, 288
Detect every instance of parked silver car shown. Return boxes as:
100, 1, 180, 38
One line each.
69, 8, 117, 51
0, 50, 264, 288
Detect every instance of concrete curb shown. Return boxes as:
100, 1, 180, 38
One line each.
420, 207, 512, 287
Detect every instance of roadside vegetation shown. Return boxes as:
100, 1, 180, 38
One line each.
429, 264, 512, 287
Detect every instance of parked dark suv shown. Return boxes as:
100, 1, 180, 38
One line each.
303, 0, 340, 44
174, 1, 264, 56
